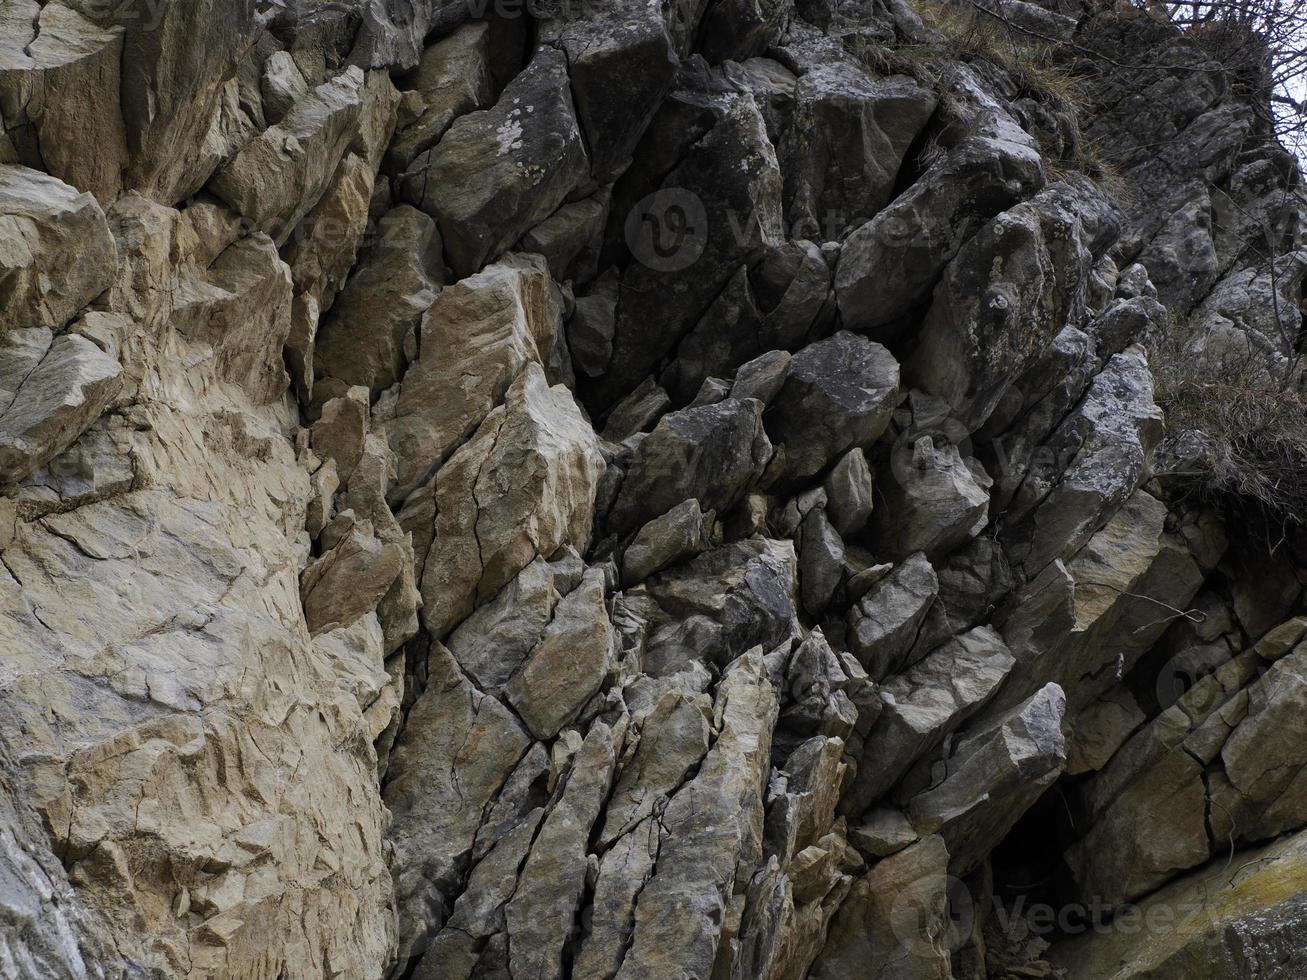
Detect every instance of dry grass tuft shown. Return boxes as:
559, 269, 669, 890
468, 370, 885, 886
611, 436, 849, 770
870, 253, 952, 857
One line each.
1151, 320, 1307, 525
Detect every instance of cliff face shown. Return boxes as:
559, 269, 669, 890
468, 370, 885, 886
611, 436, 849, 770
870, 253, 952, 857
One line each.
2, 1, 1306, 978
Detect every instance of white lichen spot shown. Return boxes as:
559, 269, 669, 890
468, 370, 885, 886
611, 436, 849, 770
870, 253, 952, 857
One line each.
496, 111, 525, 156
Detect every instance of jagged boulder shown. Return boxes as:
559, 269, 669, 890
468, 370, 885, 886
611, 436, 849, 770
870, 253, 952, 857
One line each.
0, 334, 121, 488
385, 253, 559, 502
400, 47, 589, 277
608, 397, 772, 535
419, 364, 605, 637
0, 165, 116, 333
208, 68, 364, 240
766, 331, 901, 483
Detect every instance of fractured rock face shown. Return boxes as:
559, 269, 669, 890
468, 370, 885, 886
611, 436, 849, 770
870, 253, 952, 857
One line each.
844, 626, 1016, 815
0, 2, 128, 201
0, 334, 121, 488
209, 67, 365, 241
314, 204, 445, 396
385, 253, 559, 502
835, 82, 1046, 334
400, 47, 589, 277
419, 364, 604, 637
609, 397, 772, 535
766, 331, 901, 483
906, 187, 1093, 431
908, 683, 1067, 874
872, 436, 992, 562
385, 21, 494, 173
3, 1, 1307, 975
0, 165, 116, 333
784, 64, 938, 237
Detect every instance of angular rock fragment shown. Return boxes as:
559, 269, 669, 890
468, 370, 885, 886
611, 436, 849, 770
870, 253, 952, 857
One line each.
314, 204, 445, 396
385, 22, 493, 173
0, 334, 121, 488
0, 2, 128, 200
906, 188, 1093, 431
608, 398, 772, 535
846, 553, 938, 680
823, 448, 874, 536
907, 683, 1067, 874
599, 689, 713, 846
622, 498, 714, 586
400, 48, 589, 277
844, 626, 1015, 814
209, 68, 364, 241
300, 517, 405, 635
614, 650, 778, 979
171, 233, 294, 403
835, 83, 1045, 332
505, 568, 615, 739
593, 95, 784, 409
385, 253, 558, 501
784, 64, 937, 237
871, 436, 991, 561
1003, 348, 1165, 578
0, 165, 115, 333
420, 364, 604, 637
766, 331, 900, 483
809, 835, 953, 980
387, 642, 532, 967
506, 719, 623, 980
799, 505, 845, 617
541, 0, 679, 181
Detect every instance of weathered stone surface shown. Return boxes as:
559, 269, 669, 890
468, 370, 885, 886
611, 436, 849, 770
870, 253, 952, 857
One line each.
784, 64, 937, 237
387, 640, 532, 968
850, 807, 918, 859
608, 397, 772, 535
314, 204, 445, 396
906, 188, 1092, 431
171, 233, 294, 403
209, 68, 364, 241
506, 719, 623, 980
0, 334, 121, 488
282, 152, 374, 311
0, 165, 115, 333
541, 0, 678, 182
420, 364, 604, 637
835, 79, 1046, 333
800, 504, 845, 617
386, 253, 558, 501
908, 684, 1067, 874
385, 22, 493, 173
844, 626, 1015, 815
809, 835, 953, 980
847, 553, 939, 680
592, 94, 784, 409
622, 497, 714, 586
872, 436, 991, 561
1003, 348, 1165, 578
766, 331, 900, 483
0, 2, 128, 201
400, 47, 589, 277
505, 568, 614, 739
824, 448, 874, 536
301, 518, 405, 635
3, 1, 1307, 974
1054, 829, 1307, 980
613, 650, 778, 979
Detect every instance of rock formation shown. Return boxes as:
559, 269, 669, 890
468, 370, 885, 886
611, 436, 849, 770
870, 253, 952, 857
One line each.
3, 1, 1307, 978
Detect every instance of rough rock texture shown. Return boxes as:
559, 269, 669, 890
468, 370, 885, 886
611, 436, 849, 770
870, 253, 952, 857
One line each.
4, 1, 1307, 978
